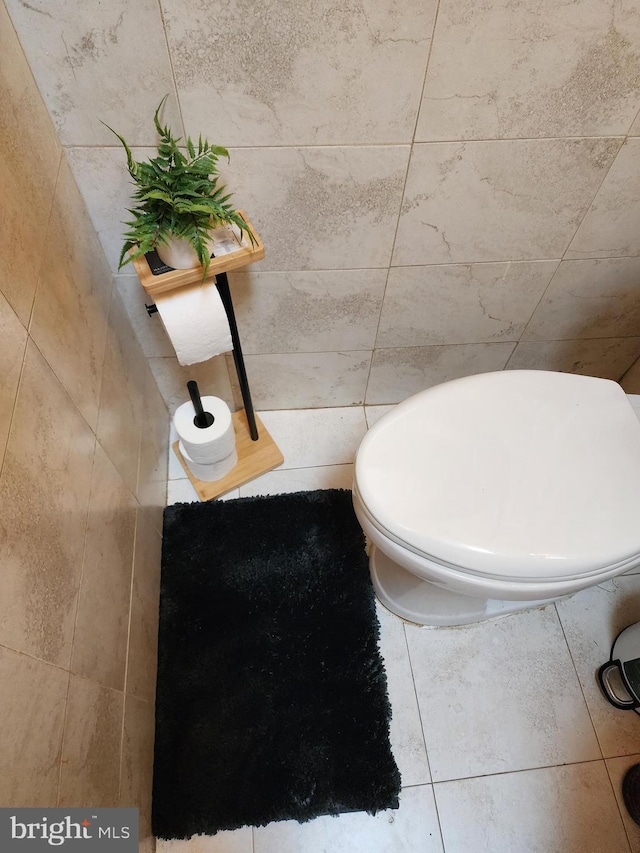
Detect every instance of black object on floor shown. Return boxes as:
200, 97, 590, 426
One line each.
153, 489, 401, 840
623, 763, 640, 826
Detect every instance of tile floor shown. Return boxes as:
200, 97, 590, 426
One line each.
161, 403, 640, 853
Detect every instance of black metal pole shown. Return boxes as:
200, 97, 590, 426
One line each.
214, 271, 259, 441
187, 380, 214, 428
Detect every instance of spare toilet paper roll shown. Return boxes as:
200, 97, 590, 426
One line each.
179, 442, 238, 482
174, 396, 236, 464
155, 283, 232, 366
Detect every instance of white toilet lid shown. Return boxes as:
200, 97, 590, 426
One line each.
355, 371, 640, 581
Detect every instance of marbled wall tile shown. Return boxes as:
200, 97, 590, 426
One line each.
229, 269, 387, 353
630, 110, 640, 135
30, 157, 112, 431
507, 337, 640, 379
97, 292, 147, 494
126, 507, 162, 703
148, 354, 234, 415
0, 0, 61, 326
366, 342, 515, 404
365, 405, 396, 428
417, 0, 640, 141
116, 275, 176, 358
0, 645, 68, 807
72, 443, 137, 691
0, 342, 95, 666
137, 369, 169, 531
377, 261, 558, 348
68, 143, 409, 275
58, 675, 124, 807
243, 351, 371, 409
621, 357, 640, 394
4, 0, 181, 146
393, 139, 622, 266
120, 695, 155, 839
566, 138, 640, 259
65, 147, 156, 274
162, 0, 437, 146
522, 258, 640, 341
221, 145, 409, 271
0, 292, 27, 469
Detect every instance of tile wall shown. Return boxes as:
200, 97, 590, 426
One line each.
5, 0, 640, 411
0, 4, 168, 849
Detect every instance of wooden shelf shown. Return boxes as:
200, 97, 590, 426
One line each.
172, 411, 284, 501
131, 210, 264, 298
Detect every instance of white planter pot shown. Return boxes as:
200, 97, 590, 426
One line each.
157, 235, 211, 270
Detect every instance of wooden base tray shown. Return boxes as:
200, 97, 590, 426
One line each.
172, 411, 284, 501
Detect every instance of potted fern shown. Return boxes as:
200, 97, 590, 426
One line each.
105, 96, 253, 278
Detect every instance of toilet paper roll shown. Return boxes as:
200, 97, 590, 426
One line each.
179, 442, 238, 482
155, 283, 232, 366
174, 396, 236, 464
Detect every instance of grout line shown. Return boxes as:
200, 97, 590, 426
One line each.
156, 0, 188, 142
64, 134, 630, 151
0, 151, 64, 482
552, 601, 604, 758
400, 621, 448, 848
558, 137, 627, 258
602, 756, 636, 852
54, 670, 73, 807
361, 0, 443, 405
429, 755, 618, 786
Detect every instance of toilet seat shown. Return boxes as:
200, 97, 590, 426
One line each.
355, 371, 640, 585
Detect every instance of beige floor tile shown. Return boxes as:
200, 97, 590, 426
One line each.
0, 644, 68, 806
0, 342, 95, 666
0, 1, 61, 325
556, 578, 640, 759
98, 292, 147, 494
137, 368, 170, 532
376, 603, 431, 787
435, 762, 630, 853
72, 443, 137, 690
0, 291, 27, 468
126, 507, 162, 703
405, 606, 600, 781
120, 695, 156, 840
238, 464, 354, 497
258, 407, 367, 469
58, 674, 124, 807
30, 158, 112, 431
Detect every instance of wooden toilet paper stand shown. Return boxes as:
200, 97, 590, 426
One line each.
130, 211, 284, 500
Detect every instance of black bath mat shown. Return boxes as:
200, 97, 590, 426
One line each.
153, 488, 401, 840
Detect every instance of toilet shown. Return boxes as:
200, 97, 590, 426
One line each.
353, 370, 640, 627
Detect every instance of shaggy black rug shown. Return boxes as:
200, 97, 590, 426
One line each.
153, 489, 401, 840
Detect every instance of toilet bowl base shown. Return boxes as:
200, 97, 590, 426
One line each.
369, 546, 564, 627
